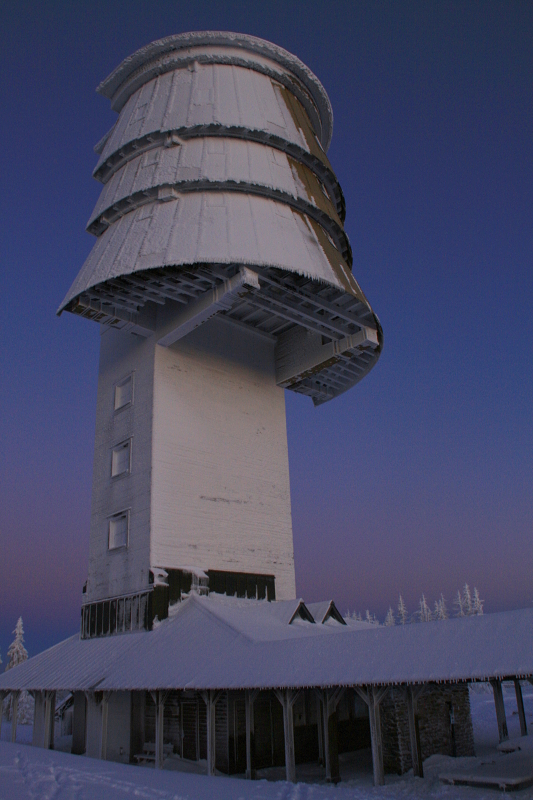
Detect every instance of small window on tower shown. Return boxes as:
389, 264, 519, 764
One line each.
111, 440, 131, 477
114, 375, 133, 411
108, 511, 129, 550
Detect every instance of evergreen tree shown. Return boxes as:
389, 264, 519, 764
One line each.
398, 595, 408, 625
384, 607, 395, 626
453, 590, 465, 617
472, 587, 484, 615
6, 618, 28, 670
434, 594, 448, 620
5, 618, 33, 724
418, 594, 432, 622
365, 610, 379, 626
462, 584, 473, 616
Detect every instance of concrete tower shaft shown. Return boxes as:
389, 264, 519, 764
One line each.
59, 33, 382, 635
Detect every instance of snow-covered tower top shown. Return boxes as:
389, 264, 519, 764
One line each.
60, 31, 382, 404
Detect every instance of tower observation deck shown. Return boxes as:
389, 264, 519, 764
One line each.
59, 32, 382, 634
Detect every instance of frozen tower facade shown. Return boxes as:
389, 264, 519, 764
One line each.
60, 32, 382, 635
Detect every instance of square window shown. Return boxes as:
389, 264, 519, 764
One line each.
111, 440, 131, 477
109, 512, 128, 550
114, 376, 132, 411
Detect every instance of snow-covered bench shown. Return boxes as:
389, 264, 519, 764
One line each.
134, 742, 173, 764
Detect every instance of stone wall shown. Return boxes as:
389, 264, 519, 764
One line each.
382, 683, 475, 775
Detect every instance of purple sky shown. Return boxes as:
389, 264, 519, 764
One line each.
1, 1, 532, 659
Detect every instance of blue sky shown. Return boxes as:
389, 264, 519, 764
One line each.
1, 0, 532, 658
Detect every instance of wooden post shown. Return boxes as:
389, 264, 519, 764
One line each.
43, 691, 56, 750
274, 689, 300, 783
490, 680, 509, 742
200, 690, 221, 777
72, 691, 87, 755
245, 689, 258, 779
101, 692, 110, 760
150, 691, 168, 769
32, 691, 45, 747
514, 680, 528, 737
320, 688, 344, 783
406, 686, 425, 777
10, 692, 20, 743
355, 685, 388, 786
316, 693, 324, 766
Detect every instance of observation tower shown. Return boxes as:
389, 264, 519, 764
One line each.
59, 32, 382, 635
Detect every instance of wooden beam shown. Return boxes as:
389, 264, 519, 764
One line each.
43, 691, 56, 750
490, 680, 509, 743
245, 689, 259, 779
317, 687, 344, 783
10, 691, 19, 743
71, 692, 87, 755
354, 686, 388, 786
316, 693, 324, 766
406, 686, 424, 777
274, 689, 300, 783
101, 692, 110, 760
158, 268, 260, 347
150, 691, 169, 769
514, 680, 528, 737
200, 690, 222, 777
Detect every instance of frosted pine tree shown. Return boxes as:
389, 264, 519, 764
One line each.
365, 610, 380, 626
462, 584, 473, 616
453, 590, 465, 617
398, 595, 409, 625
5, 618, 33, 724
384, 607, 395, 626
418, 594, 433, 622
472, 587, 484, 615
434, 594, 448, 620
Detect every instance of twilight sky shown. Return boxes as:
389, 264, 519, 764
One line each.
1, 0, 532, 659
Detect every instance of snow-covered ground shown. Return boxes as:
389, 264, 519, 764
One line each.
0, 683, 531, 799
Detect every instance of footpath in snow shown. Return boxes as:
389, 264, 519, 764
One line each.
0, 684, 532, 800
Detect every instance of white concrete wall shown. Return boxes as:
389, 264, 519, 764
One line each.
151, 307, 296, 599
87, 299, 296, 604
86, 327, 154, 602
85, 694, 102, 759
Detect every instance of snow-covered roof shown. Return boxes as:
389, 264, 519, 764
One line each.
1, 597, 530, 693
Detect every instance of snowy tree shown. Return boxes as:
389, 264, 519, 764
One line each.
472, 587, 484, 615
384, 607, 395, 626
417, 594, 433, 622
453, 590, 465, 617
365, 610, 380, 626
398, 595, 409, 625
6, 618, 28, 670
462, 584, 473, 616
434, 594, 448, 620
5, 618, 33, 723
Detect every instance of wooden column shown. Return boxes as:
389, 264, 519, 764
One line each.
274, 689, 300, 783
514, 680, 528, 737
355, 685, 388, 786
245, 689, 258, 779
10, 691, 20, 743
129, 691, 145, 763
32, 691, 45, 747
320, 688, 344, 783
101, 692, 110, 760
316, 693, 324, 766
43, 691, 56, 750
490, 680, 509, 742
200, 690, 221, 776
150, 691, 169, 769
71, 691, 87, 755
406, 685, 425, 777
